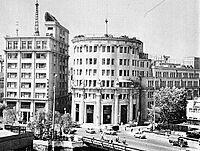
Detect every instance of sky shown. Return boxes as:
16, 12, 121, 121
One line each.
0, 0, 200, 63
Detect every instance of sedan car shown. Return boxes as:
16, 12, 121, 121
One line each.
104, 128, 117, 135
85, 128, 96, 134
133, 131, 146, 139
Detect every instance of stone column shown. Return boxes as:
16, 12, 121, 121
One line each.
114, 90, 119, 125
79, 90, 85, 124
71, 89, 76, 121
96, 92, 101, 125
129, 90, 133, 122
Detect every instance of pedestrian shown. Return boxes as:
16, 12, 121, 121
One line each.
125, 126, 127, 131
131, 128, 133, 132
101, 132, 104, 140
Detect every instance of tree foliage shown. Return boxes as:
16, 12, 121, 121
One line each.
3, 108, 17, 125
154, 87, 187, 124
60, 113, 73, 134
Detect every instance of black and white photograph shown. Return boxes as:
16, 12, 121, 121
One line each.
0, 0, 200, 150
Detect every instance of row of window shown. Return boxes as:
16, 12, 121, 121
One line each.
7, 40, 47, 50
147, 80, 199, 87
8, 53, 47, 59
155, 71, 199, 79
8, 73, 46, 79
7, 92, 47, 98
74, 45, 140, 55
74, 58, 149, 68
7, 82, 47, 88
74, 69, 146, 77
188, 108, 200, 113
7, 63, 46, 69
75, 92, 137, 100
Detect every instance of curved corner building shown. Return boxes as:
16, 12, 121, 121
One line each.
71, 35, 151, 125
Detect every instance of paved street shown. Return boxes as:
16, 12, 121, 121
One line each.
75, 125, 200, 151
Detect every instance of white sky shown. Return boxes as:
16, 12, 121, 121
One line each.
0, 0, 200, 61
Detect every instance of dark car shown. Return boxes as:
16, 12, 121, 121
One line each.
169, 135, 188, 147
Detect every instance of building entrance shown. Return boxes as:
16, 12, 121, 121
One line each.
86, 105, 94, 123
121, 105, 127, 124
103, 105, 112, 124
22, 111, 30, 123
75, 104, 79, 122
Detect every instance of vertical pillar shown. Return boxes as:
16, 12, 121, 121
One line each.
129, 92, 133, 122
96, 92, 101, 125
71, 89, 76, 121
114, 90, 119, 125
79, 90, 85, 124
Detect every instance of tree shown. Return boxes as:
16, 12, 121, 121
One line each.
60, 113, 73, 134
147, 106, 161, 124
3, 108, 17, 125
154, 87, 187, 124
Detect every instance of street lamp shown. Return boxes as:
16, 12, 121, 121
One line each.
52, 74, 57, 139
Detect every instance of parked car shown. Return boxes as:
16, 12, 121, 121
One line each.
85, 128, 96, 134
125, 121, 138, 127
168, 135, 188, 147
133, 131, 146, 139
186, 128, 200, 138
104, 128, 117, 135
72, 121, 81, 128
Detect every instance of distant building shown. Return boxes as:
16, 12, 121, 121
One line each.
71, 34, 150, 125
187, 97, 200, 125
4, 12, 69, 123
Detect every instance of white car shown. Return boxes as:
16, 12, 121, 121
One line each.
85, 128, 96, 134
133, 131, 146, 139
104, 128, 117, 135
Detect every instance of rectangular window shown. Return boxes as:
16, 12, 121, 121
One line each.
36, 63, 46, 69
119, 70, 122, 76
119, 59, 123, 65
7, 92, 17, 97
86, 58, 88, 64
94, 46, 97, 52
42, 41, 47, 49
21, 102, 31, 109
102, 70, 105, 76
36, 53, 47, 59
106, 70, 110, 76
89, 46, 92, 52
107, 46, 110, 52
36, 83, 46, 88
27, 41, 32, 49
13, 41, 18, 49
124, 59, 126, 65
22, 53, 32, 59
120, 47, 123, 53
111, 59, 114, 65
21, 73, 31, 79
8, 63, 17, 69
93, 69, 97, 76
36, 41, 41, 49
111, 46, 115, 53
21, 41, 26, 49
80, 59, 82, 65
111, 70, 114, 76
8, 41, 12, 49
94, 58, 97, 65
7, 73, 17, 78
22, 63, 32, 69
7, 82, 17, 88
102, 46, 106, 52
21, 92, 31, 98
35, 93, 46, 98
124, 47, 127, 53
107, 58, 110, 65
89, 58, 92, 64
21, 83, 31, 88
8, 53, 18, 59
102, 58, 105, 65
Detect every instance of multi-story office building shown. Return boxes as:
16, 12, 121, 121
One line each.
187, 97, 200, 125
4, 12, 69, 123
71, 34, 150, 125
71, 34, 200, 125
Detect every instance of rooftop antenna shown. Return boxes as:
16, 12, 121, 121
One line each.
34, 0, 40, 36
16, 21, 19, 36
105, 19, 108, 35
